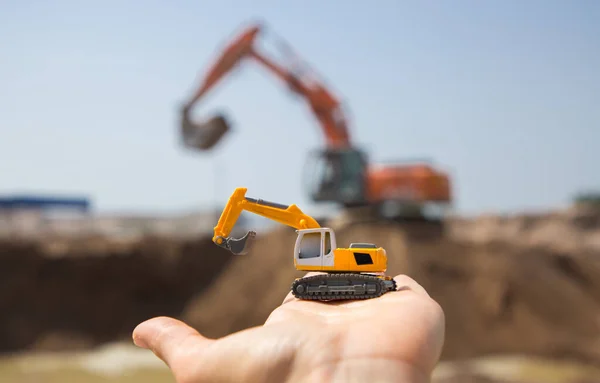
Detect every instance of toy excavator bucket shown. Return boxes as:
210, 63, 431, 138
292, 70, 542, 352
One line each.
224, 230, 256, 255
180, 108, 231, 151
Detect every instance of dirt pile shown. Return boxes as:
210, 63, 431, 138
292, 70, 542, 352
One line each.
0, 208, 599, 368
0, 236, 233, 352
448, 206, 600, 253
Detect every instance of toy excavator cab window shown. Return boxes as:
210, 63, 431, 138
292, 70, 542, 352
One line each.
298, 232, 322, 259
324, 231, 332, 254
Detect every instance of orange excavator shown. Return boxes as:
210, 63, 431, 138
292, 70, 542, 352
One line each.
179, 23, 452, 221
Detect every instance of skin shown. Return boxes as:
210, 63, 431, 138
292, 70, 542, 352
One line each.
132, 273, 445, 383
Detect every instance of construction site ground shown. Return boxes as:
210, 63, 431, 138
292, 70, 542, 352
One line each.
1, 206, 600, 382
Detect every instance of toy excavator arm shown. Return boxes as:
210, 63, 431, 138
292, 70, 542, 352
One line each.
213, 187, 321, 255
182, 23, 351, 150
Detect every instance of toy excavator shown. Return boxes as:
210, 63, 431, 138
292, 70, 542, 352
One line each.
181, 22, 452, 221
213, 187, 398, 300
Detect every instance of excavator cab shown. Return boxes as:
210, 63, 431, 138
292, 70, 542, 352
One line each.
304, 148, 369, 207
294, 228, 336, 268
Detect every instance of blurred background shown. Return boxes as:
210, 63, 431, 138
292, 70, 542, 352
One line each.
1, 0, 599, 382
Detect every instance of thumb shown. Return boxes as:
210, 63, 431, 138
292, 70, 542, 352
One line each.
132, 316, 213, 368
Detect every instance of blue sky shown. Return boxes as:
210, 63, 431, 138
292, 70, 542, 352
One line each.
1, 0, 598, 216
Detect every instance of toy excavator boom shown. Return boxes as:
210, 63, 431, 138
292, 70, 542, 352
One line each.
213, 187, 320, 255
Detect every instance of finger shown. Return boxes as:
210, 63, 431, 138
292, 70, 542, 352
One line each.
393, 274, 430, 298
132, 316, 213, 368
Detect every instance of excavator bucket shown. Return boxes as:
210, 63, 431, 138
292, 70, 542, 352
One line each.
180, 109, 231, 151
224, 230, 257, 255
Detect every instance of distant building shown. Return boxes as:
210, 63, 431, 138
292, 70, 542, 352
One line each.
0, 195, 91, 213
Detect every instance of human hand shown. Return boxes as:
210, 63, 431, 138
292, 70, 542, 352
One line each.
132, 274, 445, 383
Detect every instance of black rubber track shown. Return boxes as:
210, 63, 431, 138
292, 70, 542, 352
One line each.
291, 273, 397, 301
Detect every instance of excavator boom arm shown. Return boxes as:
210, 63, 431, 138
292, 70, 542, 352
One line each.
185, 26, 261, 107
182, 23, 352, 150
213, 187, 320, 255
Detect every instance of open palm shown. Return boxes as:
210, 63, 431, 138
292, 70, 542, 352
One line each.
133, 274, 445, 383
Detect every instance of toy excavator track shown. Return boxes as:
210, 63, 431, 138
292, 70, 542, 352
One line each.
291, 273, 397, 301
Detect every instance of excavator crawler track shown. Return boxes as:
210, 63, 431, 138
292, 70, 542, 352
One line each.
291, 273, 397, 301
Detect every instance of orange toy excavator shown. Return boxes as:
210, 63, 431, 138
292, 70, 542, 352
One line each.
179, 22, 452, 221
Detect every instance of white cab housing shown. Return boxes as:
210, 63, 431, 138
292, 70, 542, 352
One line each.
294, 228, 338, 267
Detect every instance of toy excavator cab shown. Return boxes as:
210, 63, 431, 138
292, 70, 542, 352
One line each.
304, 147, 369, 206
293, 228, 336, 266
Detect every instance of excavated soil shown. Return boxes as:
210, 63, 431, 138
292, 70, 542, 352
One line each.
0, 236, 234, 352
1, 209, 600, 372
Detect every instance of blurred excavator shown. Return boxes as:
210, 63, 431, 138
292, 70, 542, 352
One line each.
179, 22, 452, 222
